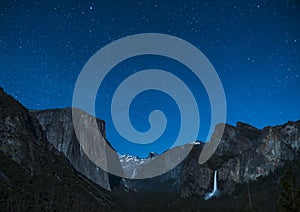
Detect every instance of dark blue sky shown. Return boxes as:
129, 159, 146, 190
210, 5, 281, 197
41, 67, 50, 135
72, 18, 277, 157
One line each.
1, 0, 299, 157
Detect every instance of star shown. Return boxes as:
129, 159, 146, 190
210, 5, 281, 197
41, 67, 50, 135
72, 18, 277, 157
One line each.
0, 0, 299, 157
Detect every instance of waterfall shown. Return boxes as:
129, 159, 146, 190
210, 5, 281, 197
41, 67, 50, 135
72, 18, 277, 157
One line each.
213, 170, 217, 192
204, 170, 219, 200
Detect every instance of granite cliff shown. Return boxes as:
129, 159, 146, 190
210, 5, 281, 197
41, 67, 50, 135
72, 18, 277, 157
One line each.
30, 104, 300, 198
31, 109, 123, 191
30, 105, 300, 199
1, 87, 299, 210
0, 87, 117, 210
120, 121, 300, 198
180, 121, 300, 197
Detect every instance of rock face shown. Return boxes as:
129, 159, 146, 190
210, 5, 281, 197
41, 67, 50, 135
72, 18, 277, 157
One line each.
0, 88, 45, 169
31, 108, 123, 191
119, 154, 183, 192
24, 95, 300, 198
184, 121, 299, 197
2, 85, 299, 204
121, 121, 300, 198
3, 85, 298, 201
0, 87, 116, 210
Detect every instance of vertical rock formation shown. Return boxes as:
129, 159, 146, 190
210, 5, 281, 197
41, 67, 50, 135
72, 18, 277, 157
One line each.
31, 108, 123, 191
0, 87, 115, 210
120, 121, 300, 198
180, 121, 300, 197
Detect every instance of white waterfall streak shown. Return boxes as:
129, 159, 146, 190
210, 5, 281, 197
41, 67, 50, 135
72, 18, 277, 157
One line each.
204, 170, 219, 200
213, 170, 218, 192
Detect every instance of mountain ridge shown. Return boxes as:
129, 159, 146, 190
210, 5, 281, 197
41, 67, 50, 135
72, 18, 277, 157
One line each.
0, 87, 118, 210
1, 87, 300, 210
29, 102, 300, 197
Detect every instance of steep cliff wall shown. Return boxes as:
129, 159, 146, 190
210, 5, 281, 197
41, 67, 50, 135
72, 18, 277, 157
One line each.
120, 121, 300, 198
31, 108, 122, 191
0, 87, 115, 210
181, 121, 300, 197
24, 90, 300, 198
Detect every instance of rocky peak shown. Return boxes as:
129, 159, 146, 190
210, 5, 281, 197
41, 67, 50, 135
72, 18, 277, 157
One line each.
0, 88, 116, 210
120, 120, 300, 198
0, 87, 43, 140
148, 152, 159, 158
0, 88, 45, 165
180, 120, 300, 197
236, 121, 260, 131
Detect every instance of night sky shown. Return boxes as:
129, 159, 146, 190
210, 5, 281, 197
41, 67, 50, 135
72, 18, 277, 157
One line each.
1, 0, 299, 157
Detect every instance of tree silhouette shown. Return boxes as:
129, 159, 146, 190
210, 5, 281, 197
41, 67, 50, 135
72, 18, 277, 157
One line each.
278, 169, 300, 212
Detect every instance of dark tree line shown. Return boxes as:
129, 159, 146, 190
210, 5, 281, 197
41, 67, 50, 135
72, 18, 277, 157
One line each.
278, 169, 300, 212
